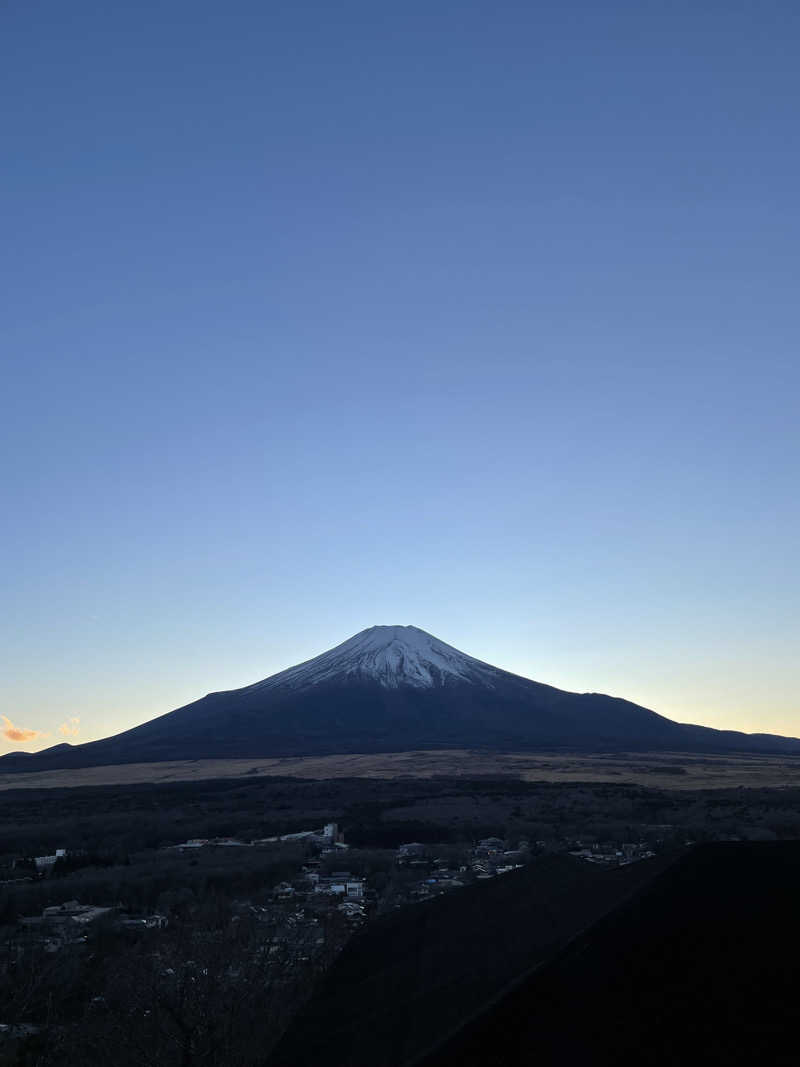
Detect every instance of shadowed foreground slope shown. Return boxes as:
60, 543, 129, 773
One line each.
267, 853, 673, 1067
423, 842, 800, 1067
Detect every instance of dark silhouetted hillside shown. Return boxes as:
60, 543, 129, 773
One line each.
267, 852, 673, 1067
423, 842, 800, 1067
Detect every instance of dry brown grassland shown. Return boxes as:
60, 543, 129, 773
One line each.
2, 749, 800, 791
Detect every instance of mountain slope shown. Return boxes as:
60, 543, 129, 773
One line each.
3, 625, 799, 771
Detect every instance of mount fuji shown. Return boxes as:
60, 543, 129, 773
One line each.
3, 625, 800, 771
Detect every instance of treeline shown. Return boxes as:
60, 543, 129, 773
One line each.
0, 775, 484, 859
0, 842, 311, 923
5, 776, 800, 869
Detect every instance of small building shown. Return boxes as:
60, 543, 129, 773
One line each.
20, 900, 115, 936
477, 838, 506, 855
43, 901, 114, 926
173, 839, 209, 851
34, 849, 66, 872
398, 843, 427, 859
337, 900, 365, 921
118, 913, 168, 930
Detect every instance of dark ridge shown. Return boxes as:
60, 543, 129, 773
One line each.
266, 852, 674, 1067
422, 842, 800, 1067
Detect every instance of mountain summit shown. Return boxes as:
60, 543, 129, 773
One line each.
3, 625, 799, 771
247, 625, 500, 692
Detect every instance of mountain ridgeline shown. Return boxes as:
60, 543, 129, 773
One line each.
4, 625, 799, 772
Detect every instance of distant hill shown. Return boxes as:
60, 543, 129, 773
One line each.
3, 625, 799, 772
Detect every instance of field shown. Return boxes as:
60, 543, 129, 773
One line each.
2, 748, 800, 791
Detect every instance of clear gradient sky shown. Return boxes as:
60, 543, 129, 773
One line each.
3, 1, 799, 753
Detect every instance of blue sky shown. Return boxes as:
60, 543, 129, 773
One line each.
3, 0, 799, 751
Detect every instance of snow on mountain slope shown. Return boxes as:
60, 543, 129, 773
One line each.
246, 625, 501, 692
5, 624, 800, 774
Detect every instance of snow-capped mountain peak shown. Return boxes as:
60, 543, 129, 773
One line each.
248, 625, 500, 692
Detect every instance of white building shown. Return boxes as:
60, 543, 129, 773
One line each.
34, 848, 66, 871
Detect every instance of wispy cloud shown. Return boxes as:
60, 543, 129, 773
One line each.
2, 716, 46, 743
59, 717, 80, 738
